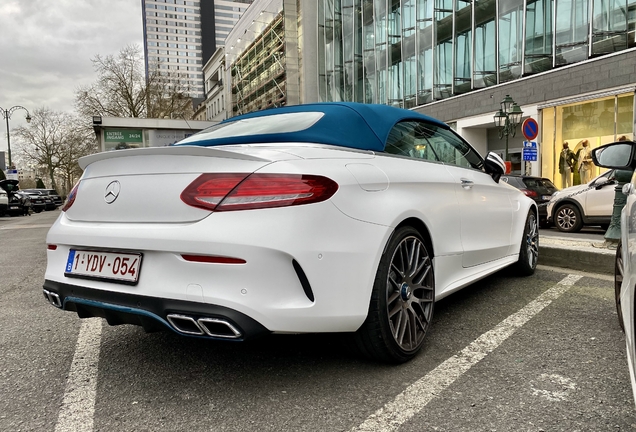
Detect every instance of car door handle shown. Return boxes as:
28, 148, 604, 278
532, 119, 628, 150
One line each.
460, 178, 474, 189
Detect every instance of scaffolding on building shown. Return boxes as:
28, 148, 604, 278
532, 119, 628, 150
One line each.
232, 13, 286, 116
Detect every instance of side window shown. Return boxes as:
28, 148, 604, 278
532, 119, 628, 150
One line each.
385, 122, 439, 161
385, 120, 483, 170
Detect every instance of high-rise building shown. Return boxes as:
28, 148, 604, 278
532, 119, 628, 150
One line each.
141, 0, 253, 99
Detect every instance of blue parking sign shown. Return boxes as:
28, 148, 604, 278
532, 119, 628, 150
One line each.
522, 141, 538, 161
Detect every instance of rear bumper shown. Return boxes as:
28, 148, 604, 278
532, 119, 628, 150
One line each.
45, 202, 389, 334
43, 279, 270, 340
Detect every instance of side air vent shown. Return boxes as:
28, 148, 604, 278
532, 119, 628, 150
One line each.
292, 259, 315, 302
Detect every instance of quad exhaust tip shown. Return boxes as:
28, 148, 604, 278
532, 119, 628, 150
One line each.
166, 314, 242, 339
42, 289, 62, 308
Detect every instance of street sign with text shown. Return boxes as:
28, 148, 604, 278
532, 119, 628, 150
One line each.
522, 141, 537, 161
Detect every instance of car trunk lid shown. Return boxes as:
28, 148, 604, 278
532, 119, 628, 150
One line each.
66, 146, 297, 223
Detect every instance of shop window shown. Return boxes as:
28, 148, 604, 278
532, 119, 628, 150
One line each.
542, 93, 634, 189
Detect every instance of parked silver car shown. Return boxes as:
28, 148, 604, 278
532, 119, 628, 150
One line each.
546, 170, 616, 232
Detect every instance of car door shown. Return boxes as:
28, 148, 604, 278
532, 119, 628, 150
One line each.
387, 121, 514, 268
584, 171, 616, 216
448, 166, 514, 267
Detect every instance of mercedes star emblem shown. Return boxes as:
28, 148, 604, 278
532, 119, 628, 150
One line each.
104, 180, 121, 204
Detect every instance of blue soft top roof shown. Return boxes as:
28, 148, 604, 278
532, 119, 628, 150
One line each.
176, 102, 448, 152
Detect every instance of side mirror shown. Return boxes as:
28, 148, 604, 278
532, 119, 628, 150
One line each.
484, 152, 505, 183
595, 180, 614, 190
592, 141, 636, 170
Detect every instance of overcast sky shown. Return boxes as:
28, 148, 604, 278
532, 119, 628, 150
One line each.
0, 0, 143, 150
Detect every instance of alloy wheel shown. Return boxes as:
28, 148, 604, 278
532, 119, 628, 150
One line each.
386, 236, 434, 352
615, 241, 625, 331
557, 207, 577, 230
525, 213, 539, 269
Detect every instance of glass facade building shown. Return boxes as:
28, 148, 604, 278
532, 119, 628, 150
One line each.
318, 0, 636, 108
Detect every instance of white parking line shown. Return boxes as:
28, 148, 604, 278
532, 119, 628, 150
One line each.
55, 318, 102, 432
351, 274, 582, 432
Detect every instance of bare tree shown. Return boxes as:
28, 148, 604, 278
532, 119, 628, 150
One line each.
75, 44, 194, 120
12, 108, 97, 193
19, 178, 36, 189
56, 123, 96, 196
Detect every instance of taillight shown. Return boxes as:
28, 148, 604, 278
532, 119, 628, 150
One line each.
47, 244, 58, 250
181, 173, 339, 212
61, 182, 80, 212
180, 173, 250, 211
521, 189, 538, 198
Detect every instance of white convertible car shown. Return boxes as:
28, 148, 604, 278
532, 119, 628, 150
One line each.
43, 102, 538, 363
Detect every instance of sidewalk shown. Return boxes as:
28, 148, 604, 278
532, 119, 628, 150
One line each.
538, 235, 616, 275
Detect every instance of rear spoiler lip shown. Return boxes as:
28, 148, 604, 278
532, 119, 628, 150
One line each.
79, 145, 271, 169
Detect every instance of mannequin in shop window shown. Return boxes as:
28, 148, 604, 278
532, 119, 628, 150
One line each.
559, 142, 576, 188
572, 147, 581, 185
577, 139, 592, 184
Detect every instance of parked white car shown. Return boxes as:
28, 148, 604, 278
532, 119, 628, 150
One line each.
43, 102, 537, 363
0, 190, 7, 216
591, 141, 636, 407
547, 170, 616, 232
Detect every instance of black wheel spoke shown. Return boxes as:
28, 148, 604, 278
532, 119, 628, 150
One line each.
391, 263, 404, 279
388, 302, 401, 319
388, 290, 400, 304
413, 258, 431, 285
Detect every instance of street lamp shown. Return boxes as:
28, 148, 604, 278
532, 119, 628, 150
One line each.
0, 105, 31, 169
493, 95, 523, 162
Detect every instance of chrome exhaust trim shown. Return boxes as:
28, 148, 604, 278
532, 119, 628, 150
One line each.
197, 318, 242, 339
42, 289, 62, 308
166, 314, 205, 335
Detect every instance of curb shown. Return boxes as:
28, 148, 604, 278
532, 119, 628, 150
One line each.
538, 237, 616, 275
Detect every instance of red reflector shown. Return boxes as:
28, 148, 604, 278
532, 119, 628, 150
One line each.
47, 244, 58, 250
521, 189, 538, 198
181, 254, 246, 264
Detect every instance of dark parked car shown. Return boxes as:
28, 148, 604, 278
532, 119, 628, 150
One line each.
501, 175, 558, 227
41, 189, 63, 207
24, 189, 57, 210
22, 191, 46, 213
0, 180, 29, 216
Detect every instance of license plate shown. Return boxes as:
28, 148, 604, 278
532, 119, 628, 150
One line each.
9, 206, 19, 210
542, 195, 553, 200
65, 250, 142, 284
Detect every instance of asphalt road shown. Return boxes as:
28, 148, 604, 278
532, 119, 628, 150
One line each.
1, 211, 635, 432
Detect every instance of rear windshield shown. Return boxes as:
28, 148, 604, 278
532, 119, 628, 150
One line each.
178, 112, 325, 145
522, 178, 558, 194
501, 177, 523, 188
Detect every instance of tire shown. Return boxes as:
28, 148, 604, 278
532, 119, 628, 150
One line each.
555, 203, 583, 233
615, 240, 625, 332
515, 210, 539, 276
354, 226, 435, 363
